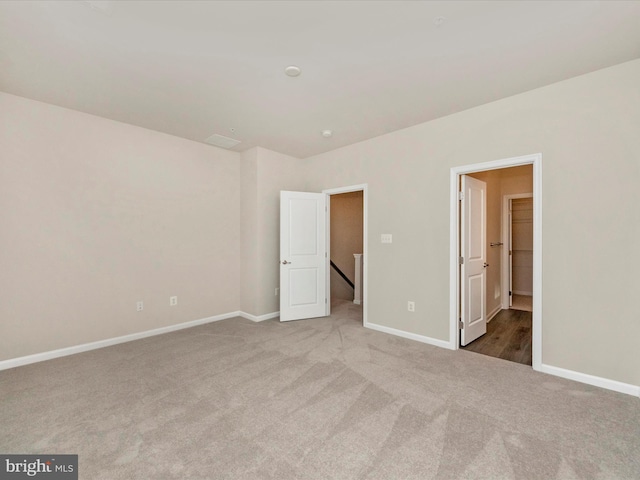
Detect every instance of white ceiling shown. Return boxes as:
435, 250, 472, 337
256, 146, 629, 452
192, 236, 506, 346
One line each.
1, 1, 639, 158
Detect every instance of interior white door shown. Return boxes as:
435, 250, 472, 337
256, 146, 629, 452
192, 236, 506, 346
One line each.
280, 191, 327, 322
460, 175, 487, 346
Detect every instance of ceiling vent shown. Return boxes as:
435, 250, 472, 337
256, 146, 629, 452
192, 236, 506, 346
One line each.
204, 133, 241, 149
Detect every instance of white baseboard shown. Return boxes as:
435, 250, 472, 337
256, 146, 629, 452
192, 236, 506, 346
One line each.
486, 305, 501, 323
0, 310, 272, 371
353, 299, 361, 305
365, 321, 454, 350
539, 363, 640, 398
6, 311, 636, 399
239, 311, 279, 322
513, 290, 533, 296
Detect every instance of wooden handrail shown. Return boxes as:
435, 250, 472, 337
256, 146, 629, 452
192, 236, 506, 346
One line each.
330, 260, 354, 289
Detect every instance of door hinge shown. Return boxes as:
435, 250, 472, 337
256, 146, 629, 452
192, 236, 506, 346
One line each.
458, 191, 464, 201
459, 256, 464, 265
459, 319, 464, 329
325, 298, 327, 304
509, 291, 512, 296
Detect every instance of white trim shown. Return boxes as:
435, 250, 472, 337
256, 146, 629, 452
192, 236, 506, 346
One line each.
240, 311, 279, 322
450, 153, 543, 370
323, 184, 368, 327
322, 183, 369, 196
5, 310, 636, 398
486, 304, 502, 323
0, 311, 246, 371
365, 322, 454, 350
501, 192, 533, 309
539, 364, 640, 398
532, 157, 543, 371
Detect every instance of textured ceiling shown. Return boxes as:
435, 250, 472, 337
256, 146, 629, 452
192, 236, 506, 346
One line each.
1, 1, 639, 158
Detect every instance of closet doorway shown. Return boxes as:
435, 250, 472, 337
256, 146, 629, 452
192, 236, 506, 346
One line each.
505, 195, 533, 313
451, 154, 542, 368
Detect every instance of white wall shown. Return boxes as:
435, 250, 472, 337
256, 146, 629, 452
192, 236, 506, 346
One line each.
240, 148, 259, 315
3, 59, 639, 390
255, 148, 305, 315
240, 147, 304, 316
300, 60, 640, 387
0, 92, 241, 361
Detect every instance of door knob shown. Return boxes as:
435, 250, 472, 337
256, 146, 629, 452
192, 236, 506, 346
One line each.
483, 262, 489, 268
281, 260, 291, 265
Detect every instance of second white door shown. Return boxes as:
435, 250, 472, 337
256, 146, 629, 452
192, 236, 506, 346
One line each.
280, 191, 328, 322
460, 175, 487, 346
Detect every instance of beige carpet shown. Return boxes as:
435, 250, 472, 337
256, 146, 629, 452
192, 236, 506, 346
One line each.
1, 300, 639, 479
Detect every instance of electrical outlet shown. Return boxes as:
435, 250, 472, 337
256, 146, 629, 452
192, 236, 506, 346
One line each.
170, 296, 178, 306
275, 288, 279, 296
407, 301, 415, 312
381, 234, 393, 244
136, 301, 144, 312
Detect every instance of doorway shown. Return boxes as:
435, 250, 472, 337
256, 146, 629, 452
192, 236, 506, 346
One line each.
460, 167, 533, 363
504, 194, 534, 312
328, 191, 363, 319
324, 185, 367, 326
449, 154, 542, 370
279, 184, 368, 325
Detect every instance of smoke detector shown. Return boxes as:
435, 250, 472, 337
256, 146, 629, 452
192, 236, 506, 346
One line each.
285, 66, 302, 77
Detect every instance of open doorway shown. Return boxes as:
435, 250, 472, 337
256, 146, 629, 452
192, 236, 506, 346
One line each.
505, 195, 534, 312
279, 184, 368, 324
325, 186, 365, 325
460, 166, 533, 364
450, 154, 542, 370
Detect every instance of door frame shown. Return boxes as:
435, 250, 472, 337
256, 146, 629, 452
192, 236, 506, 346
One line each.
449, 153, 542, 370
502, 193, 533, 309
322, 184, 368, 326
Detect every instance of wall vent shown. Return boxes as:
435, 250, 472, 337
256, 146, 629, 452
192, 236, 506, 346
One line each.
204, 133, 241, 149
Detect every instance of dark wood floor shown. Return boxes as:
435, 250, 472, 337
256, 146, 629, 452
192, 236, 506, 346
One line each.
461, 309, 532, 365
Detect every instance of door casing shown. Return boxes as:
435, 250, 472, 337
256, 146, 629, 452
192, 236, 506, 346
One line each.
449, 154, 542, 370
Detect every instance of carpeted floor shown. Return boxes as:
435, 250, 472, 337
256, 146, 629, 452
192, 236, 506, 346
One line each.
1, 300, 639, 479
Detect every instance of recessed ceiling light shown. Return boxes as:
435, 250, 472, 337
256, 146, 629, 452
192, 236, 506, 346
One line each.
434, 16, 446, 27
285, 66, 301, 77
321, 130, 333, 138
